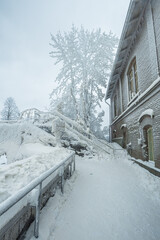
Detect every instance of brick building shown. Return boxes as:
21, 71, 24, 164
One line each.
105, 0, 160, 168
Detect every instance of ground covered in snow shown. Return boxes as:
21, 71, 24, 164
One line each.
1, 120, 160, 240
0, 122, 56, 163
0, 122, 73, 204
25, 150, 160, 240
0, 119, 109, 205
0, 145, 72, 204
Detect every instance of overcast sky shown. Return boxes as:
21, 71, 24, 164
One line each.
0, 0, 130, 117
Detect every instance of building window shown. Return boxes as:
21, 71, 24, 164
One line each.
127, 57, 138, 101
143, 125, 154, 161
114, 94, 117, 117
138, 109, 155, 162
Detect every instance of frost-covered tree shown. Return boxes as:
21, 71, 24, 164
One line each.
50, 26, 80, 121
102, 126, 109, 140
90, 110, 105, 138
1, 97, 20, 120
50, 25, 118, 131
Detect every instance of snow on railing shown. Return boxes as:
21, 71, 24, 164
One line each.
0, 152, 75, 238
52, 111, 113, 153
54, 110, 91, 137
0, 120, 18, 124
65, 124, 114, 155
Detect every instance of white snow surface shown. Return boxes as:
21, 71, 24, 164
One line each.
138, 108, 154, 122
120, 123, 127, 129
0, 154, 7, 165
25, 149, 160, 240
1, 120, 160, 239
132, 158, 160, 173
0, 121, 73, 205
0, 122, 56, 163
0, 145, 72, 204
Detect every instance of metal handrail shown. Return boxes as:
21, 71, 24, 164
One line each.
0, 152, 75, 238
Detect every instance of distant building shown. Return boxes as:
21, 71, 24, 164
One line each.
105, 0, 160, 168
20, 108, 53, 122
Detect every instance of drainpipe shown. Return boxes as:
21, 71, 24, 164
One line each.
105, 99, 112, 143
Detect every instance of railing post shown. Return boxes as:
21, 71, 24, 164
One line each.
34, 182, 42, 238
70, 163, 72, 177
60, 165, 65, 194
73, 155, 76, 172
67, 165, 70, 179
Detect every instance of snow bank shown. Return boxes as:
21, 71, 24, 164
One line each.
0, 154, 7, 165
113, 144, 160, 203
25, 170, 78, 240
35, 116, 113, 156
54, 110, 88, 135
130, 161, 160, 203
19, 109, 113, 156
0, 146, 72, 204
0, 122, 56, 163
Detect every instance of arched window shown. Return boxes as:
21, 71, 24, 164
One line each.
143, 125, 154, 161
138, 109, 154, 161
127, 57, 138, 101
120, 124, 127, 148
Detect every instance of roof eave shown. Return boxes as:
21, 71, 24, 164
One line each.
105, 0, 147, 100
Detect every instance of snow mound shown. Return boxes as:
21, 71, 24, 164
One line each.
0, 122, 56, 163
35, 115, 113, 156
0, 154, 7, 165
18, 108, 113, 156
0, 147, 72, 204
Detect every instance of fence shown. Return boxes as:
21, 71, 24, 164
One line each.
0, 152, 75, 239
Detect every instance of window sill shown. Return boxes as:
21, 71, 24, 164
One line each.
127, 91, 140, 107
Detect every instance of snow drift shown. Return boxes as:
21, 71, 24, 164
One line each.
0, 122, 56, 163
0, 147, 72, 204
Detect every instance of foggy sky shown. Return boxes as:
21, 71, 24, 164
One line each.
0, 0, 130, 118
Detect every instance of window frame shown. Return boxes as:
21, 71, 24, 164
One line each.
127, 57, 138, 102
113, 93, 118, 118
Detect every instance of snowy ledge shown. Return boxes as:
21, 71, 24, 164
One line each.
138, 109, 154, 122
130, 158, 160, 177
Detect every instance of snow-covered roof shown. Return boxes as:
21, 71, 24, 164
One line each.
138, 109, 154, 122
105, 0, 149, 100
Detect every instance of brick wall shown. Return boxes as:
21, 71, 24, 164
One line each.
111, 92, 160, 162
152, 0, 160, 72
111, 0, 160, 167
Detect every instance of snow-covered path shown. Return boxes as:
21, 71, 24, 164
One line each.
26, 152, 160, 240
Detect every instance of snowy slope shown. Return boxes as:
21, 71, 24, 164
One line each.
0, 155, 7, 165
0, 121, 74, 205
34, 111, 113, 156
0, 122, 56, 163
0, 146, 72, 204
